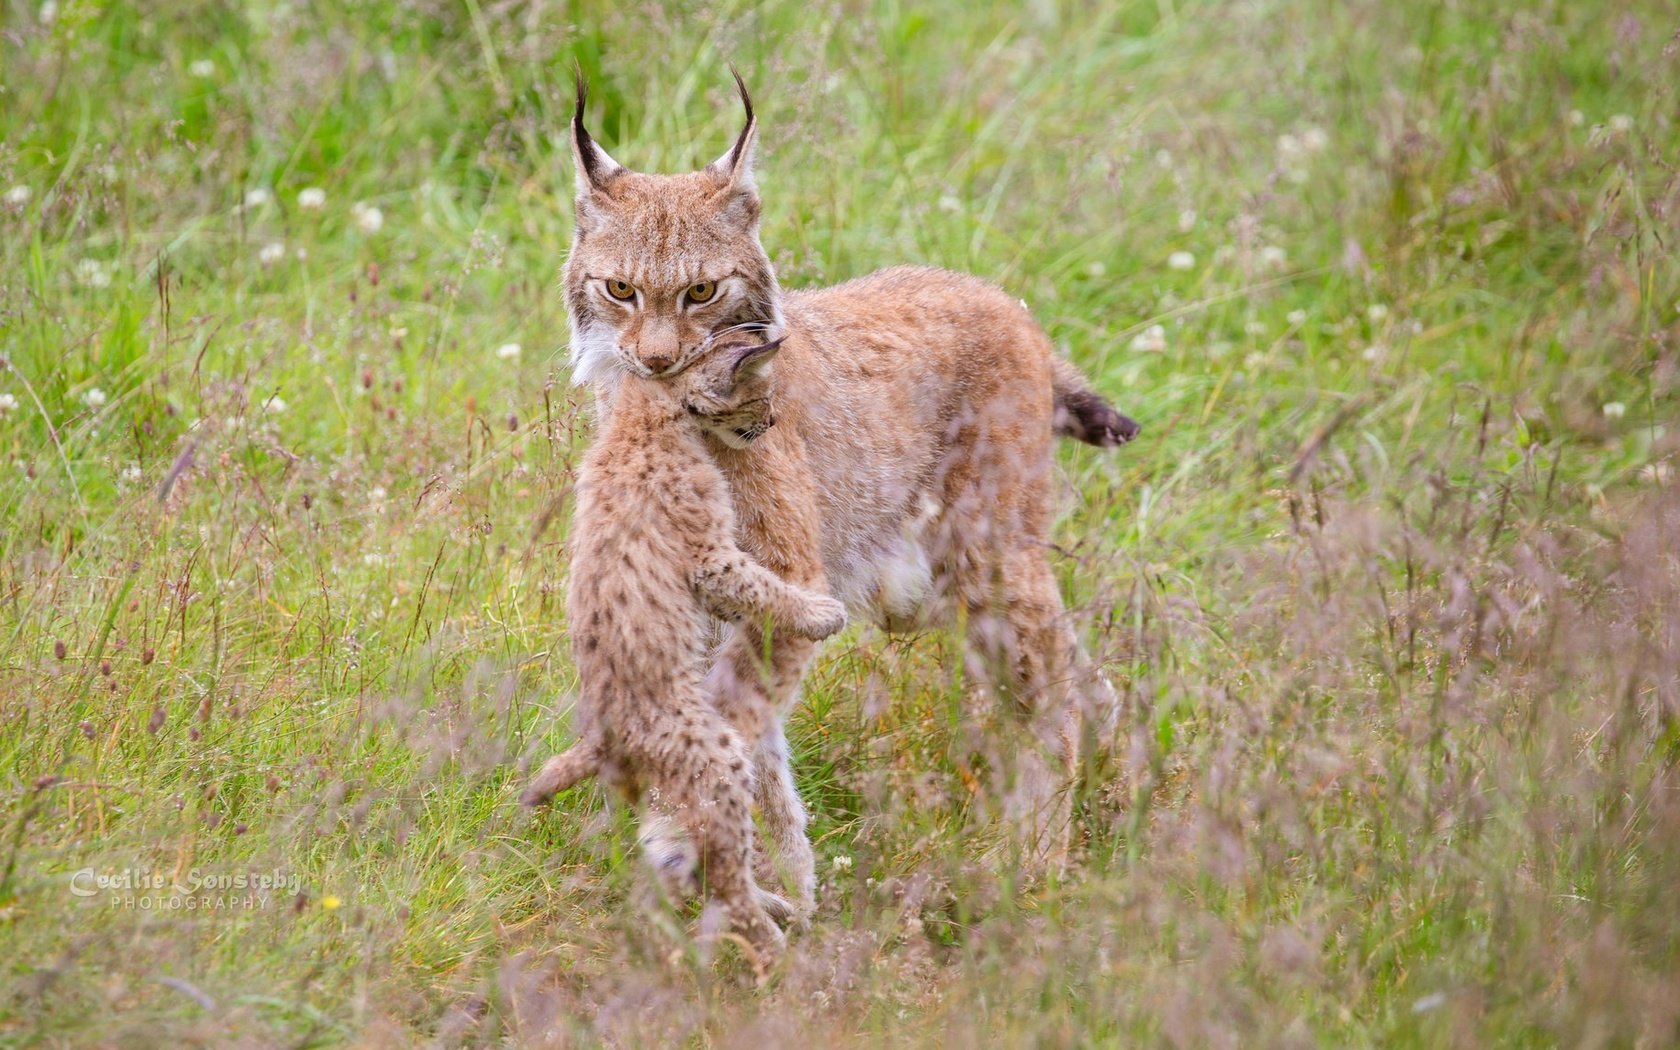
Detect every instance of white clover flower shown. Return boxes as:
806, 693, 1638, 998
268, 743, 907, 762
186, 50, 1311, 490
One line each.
1085, 260, 1106, 277
38, 0, 57, 25
263, 395, 286, 414
1276, 133, 1303, 162
297, 187, 326, 209
362, 552, 386, 567
1177, 209, 1197, 232
1609, 114, 1634, 133
1243, 320, 1266, 336
258, 241, 285, 266
82, 387, 108, 409
121, 464, 142, 482
244, 187, 271, 208
3, 185, 30, 206
1367, 303, 1389, 321
1243, 351, 1267, 370
0, 392, 18, 414
351, 201, 384, 233
1602, 401, 1626, 420
496, 342, 522, 361
76, 259, 112, 288
1286, 309, 1308, 326
1167, 250, 1196, 271
1302, 127, 1329, 152
368, 486, 387, 502
1259, 245, 1287, 268
1568, 110, 1585, 127
936, 194, 962, 213
1129, 324, 1168, 353
1362, 344, 1386, 362
831, 855, 853, 873
189, 59, 216, 79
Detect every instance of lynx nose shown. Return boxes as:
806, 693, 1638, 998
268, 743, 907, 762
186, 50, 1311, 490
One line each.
641, 353, 675, 374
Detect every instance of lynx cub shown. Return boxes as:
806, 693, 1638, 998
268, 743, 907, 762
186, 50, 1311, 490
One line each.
523, 333, 844, 973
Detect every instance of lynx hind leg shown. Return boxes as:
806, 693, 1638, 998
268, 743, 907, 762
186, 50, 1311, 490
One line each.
959, 545, 1083, 874
520, 739, 602, 807
629, 707, 786, 975
692, 549, 847, 640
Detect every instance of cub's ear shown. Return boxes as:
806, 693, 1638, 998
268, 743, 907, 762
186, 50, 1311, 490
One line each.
571, 71, 624, 197
730, 335, 784, 381
706, 67, 760, 225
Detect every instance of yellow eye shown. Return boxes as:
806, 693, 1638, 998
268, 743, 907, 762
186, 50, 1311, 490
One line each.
605, 279, 636, 301
686, 281, 717, 305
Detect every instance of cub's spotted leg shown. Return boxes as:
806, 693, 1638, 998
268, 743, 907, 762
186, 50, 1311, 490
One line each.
519, 737, 601, 807
624, 705, 786, 976
692, 550, 847, 641
704, 623, 823, 914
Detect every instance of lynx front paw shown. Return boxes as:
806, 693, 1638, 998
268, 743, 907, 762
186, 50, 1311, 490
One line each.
792, 595, 847, 640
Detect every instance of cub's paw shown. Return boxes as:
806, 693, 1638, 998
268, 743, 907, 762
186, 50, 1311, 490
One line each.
791, 595, 847, 640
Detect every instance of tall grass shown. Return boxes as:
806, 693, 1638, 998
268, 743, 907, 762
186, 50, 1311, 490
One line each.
1, 0, 1676, 1045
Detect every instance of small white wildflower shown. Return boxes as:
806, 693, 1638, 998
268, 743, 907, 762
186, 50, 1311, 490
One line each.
1568, 109, 1585, 127
1177, 209, 1197, 232
263, 395, 286, 414
1085, 260, 1106, 277
1259, 245, 1287, 268
1602, 401, 1626, 420
121, 464, 142, 482
82, 387, 108, 409
0, 392, 18, 414
1129, 324, 1168, 353
1362, 344, 1386, 362
1367, 303, 1389, 321
3, 185, 30, 206
1244, 351, 1267, 370
831, 855, 853, 873
1276, 133, 1303, 161
388, 325, 408, 341
258, 241, 285, 266
1167, 251, 1196, 271
1154, 149, 1174, 169
244, 187, 271, 208
76, 259, 112, 288
297, 187, 326, 210
1609, 114, 1634, 133
362, 552, 386, 567
351, 201, 384, 233
1244, 320, 1266, 336
1301, 127, 1329, 152
38, 0, 57, 25
495, 342, 522, 361
368, 486, 387, 502
1286, 309, 1308, 326
189, 59, 216, 79
936, 194, 962, 213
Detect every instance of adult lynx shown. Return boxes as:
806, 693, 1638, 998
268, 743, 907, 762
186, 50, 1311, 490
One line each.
562, 72, 1137, 904
526, 333, 847, 973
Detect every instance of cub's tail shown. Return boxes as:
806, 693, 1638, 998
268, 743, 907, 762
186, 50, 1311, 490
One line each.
520, 739, 602, 807
1051, 356, 1139, 447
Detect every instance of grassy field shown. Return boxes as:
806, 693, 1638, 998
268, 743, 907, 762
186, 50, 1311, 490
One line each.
3, 0, 1678, 1044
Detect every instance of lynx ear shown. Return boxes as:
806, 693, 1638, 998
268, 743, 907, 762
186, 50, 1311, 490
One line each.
707, 67, 759, 215
730, 335, 783, 380
571, 71, 623, 195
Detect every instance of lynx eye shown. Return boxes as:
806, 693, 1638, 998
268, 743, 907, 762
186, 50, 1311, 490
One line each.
685, 281, 717, 305
604, 279, 637, 301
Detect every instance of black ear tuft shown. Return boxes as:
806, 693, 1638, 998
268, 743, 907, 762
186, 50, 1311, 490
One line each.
571, 68, 622, 192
